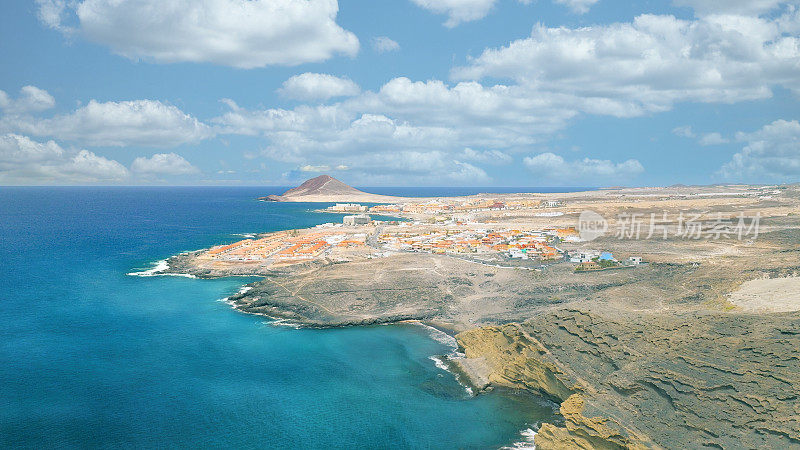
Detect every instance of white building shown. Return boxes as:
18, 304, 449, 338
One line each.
343, 214, 371, 226
331, 203, 368, 212
569, 250, 600, 263
509, 248, 529, 260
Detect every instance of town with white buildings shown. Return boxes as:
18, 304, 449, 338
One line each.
196, 199, 643, 272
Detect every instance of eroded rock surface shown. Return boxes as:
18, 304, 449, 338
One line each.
457, 310, 800, 449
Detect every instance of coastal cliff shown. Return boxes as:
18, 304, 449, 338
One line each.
455, 323, 652, 449
155, 185, 800, 448
167, 231, 800, 447
455, 310, 800, 449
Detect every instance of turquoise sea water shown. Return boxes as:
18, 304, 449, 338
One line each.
0, 187, 559, 449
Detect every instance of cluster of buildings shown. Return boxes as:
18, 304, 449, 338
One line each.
364, 198, 565, 217
569, 250, 644, 271
377, 226, 576, 260
203, 230, 367, 264
328, 203, 368, 212
202, 217, 646, 272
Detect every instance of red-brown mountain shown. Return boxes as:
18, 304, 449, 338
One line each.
259, 175, 404, 203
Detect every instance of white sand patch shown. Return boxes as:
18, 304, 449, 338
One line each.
729, 277, 800, 312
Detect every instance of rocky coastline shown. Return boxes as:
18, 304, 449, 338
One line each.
454, 309, 800, 449
155, 247, 800, 448
149, 183, 800, 449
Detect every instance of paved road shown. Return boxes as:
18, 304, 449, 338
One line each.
368, 224, 384, 248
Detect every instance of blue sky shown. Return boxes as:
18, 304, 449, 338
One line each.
0, 0, 798, 186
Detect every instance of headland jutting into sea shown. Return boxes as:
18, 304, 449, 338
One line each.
155, 176, 800, 449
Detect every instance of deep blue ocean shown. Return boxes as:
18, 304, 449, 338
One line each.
0, 187, 560, 449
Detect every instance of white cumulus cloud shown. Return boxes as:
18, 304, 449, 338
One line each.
672, 0, 789, 16
410, 0, 500, 27
214, 96, 497, 184
0, 86, 56, 114
0, 133, 128, 184
719, 119, 800, 182
372, 36, 401, 53
698, 132, 729, 146
0, 133, 63, 163
131, 153, 199, 175
672, 125, 696, 138
37, 0, 69, 30
453, 11, 800, 115
4, 99, 212, 147
460, 148, 513, 164
342, 150, 490, 185
674, 126, 731, 146
37, 0, 359, 68
212, 75, 597, 182
210, 4, 800, 186
362, 77, 577, 141
65, 149, 130, 180
410, 0, 593, 27
299, 164, 331, 172
278, 73, 361, 102
554, 0, 599, 14
524, 152, 644, 182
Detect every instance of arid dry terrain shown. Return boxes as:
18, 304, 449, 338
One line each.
164, 183, 800, 449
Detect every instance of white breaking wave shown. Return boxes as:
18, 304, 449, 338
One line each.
215, 285, 305, 329
218, 285, 255, 306
414, 323, 475, 395
127, 259, 196, 278
218, 285, 253, 304
217, 297, 235, 306
428, 355, 474, 396
264, 319, 303, 329
502, 427, 537, 449
429, 355, 449, 371
414, 322, 458, 351
127, 259, 168, 275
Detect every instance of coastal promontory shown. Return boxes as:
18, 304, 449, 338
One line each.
164, 180, 800, 449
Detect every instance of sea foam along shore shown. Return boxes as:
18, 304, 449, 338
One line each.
415, 322, 543, 449
127, 259, 197, 278
219, 286, 306, 328
502, 427, 537, 450
217, 285, 252, 306
141, 266, 536, 448
134, 255, 534, 446
412, 323, 476, 396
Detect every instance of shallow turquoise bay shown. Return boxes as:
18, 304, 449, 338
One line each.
0, 187, 558, 448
